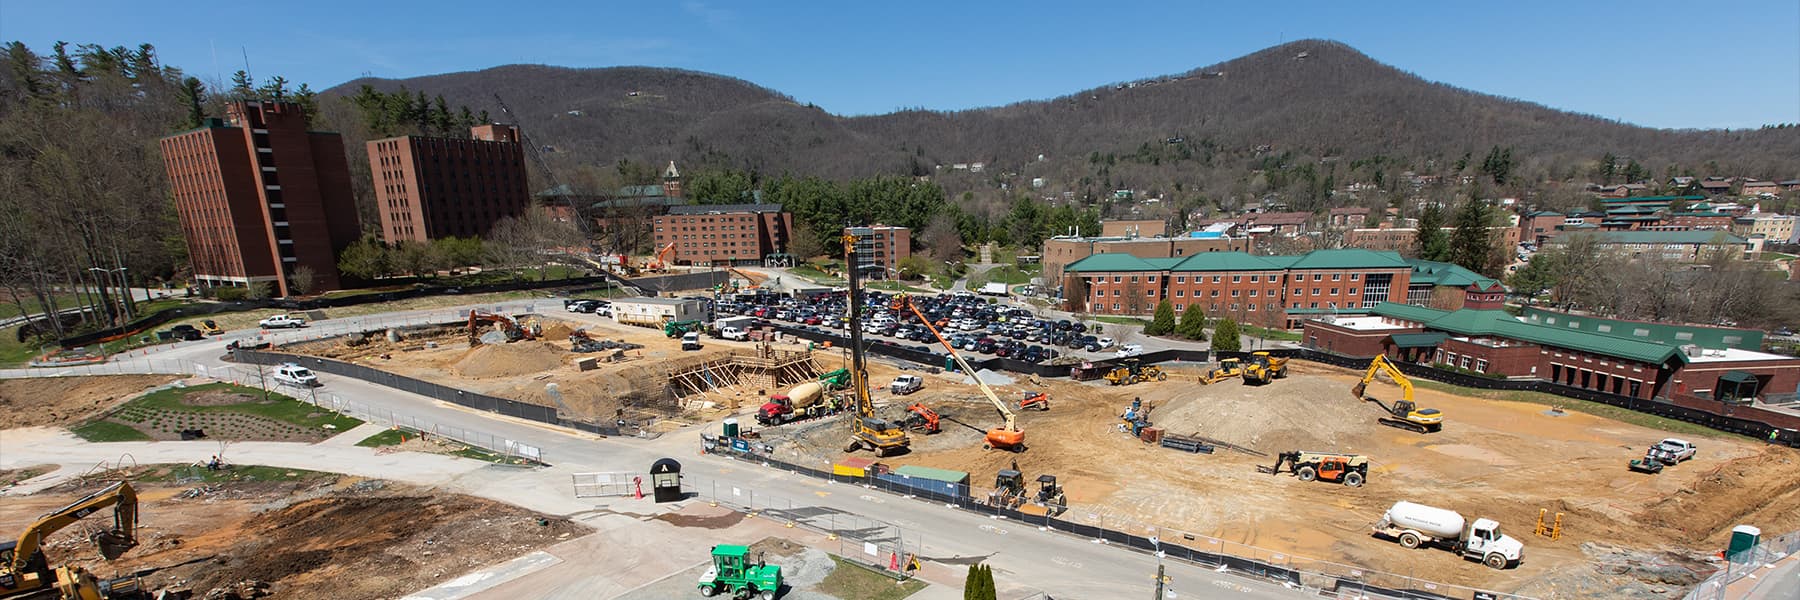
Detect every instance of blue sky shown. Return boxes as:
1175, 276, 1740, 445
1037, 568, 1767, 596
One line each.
3, 0, 1797, 129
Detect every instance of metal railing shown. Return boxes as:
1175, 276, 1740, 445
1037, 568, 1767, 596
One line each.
1683, 528, 1800, 600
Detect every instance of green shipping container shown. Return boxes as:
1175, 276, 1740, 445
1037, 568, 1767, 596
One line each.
891, 465, 970, 485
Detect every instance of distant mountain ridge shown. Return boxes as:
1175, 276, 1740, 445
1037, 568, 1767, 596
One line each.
324, 40, 1797, 200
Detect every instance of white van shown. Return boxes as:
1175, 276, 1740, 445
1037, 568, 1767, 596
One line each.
681, 332, 702, 351
272, 363, 321, 387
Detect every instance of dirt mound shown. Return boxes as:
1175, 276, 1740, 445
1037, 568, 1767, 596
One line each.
452, 341, 567, 378
0, 375, 178, 428
1153, 380, 1368, 451
538, 321, 577, 340
1641, 447, 1800, 544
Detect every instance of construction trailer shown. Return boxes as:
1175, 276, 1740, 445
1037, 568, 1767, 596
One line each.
611, 297, 707, 328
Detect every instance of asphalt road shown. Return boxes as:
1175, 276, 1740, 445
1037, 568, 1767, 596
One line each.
3, 300, 1318, 600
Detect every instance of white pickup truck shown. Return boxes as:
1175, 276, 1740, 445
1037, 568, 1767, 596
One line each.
1652, 438, 1698, 463
889, 375, 924, 395
258, 314, 306, 329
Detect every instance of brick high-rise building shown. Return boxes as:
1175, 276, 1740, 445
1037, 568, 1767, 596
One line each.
653, 204, 793, 266
161, 101, 360, 296
369, 124, 530, 243
844, 225, 911, 279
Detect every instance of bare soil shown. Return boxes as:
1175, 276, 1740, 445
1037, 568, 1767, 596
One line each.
761, 359, 1800, 598
0, 375, 178, 428
0, 474, 589, 600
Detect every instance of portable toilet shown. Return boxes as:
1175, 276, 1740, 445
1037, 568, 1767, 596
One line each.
1727, 525, 1761, 562
722, 418, 740, 438
650, 458, 683, 503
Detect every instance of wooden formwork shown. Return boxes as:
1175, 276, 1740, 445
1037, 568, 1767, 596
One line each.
668, 349, 818, 409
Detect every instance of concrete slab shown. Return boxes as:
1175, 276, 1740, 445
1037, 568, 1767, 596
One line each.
401, 550, 561, 600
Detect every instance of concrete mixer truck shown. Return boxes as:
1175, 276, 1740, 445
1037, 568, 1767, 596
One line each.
1373, 501, 1524, 569
756, 381, 828, 426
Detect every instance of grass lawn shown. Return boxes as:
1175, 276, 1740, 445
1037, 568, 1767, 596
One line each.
815, 555, 926, 600
968, 265, 1036, 288
1242, 324, 1302, 342
0, 292, 79, 320
789, 264, 844, 285
70, 420, 153, 442
565, 285, 633, 300
169, 289, 545, 332
1093, 316, 1150, 328
0, 325, 50, 368
355, 427, 414, 447
1409, 378, 1755, 441
1758, 251, 1797, 261
116, 382, 363, 432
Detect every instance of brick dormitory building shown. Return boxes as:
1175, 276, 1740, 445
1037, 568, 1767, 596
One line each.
651, 204, 795, 267
1059, 249, 1495, 328
369, 124, 530, 243
1302, 286, 1800, 422
161, 100, 361, 295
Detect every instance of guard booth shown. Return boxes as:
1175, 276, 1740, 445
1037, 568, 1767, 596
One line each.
650, 458, 683, 503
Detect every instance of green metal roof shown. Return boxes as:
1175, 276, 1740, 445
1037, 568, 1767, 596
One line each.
1370, 302, 1450, 323
1369, 303, 1680, 364
1601, 195, 1704, 205
1519, 307, 1763, 350
891, 465, 969, 484
1389, 332, 1449, 348
1284, 249, 1410, 270
1720, 371, 1759, 384
1169, 252, 1281, 271
1063, 253, 1157, 272
1404, 259, 1499, 289
1606, 205, 1662, 215
1572, 231, 1750, 245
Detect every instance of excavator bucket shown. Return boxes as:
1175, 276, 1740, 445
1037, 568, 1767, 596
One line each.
1350, 382, 1367, 399
93, 529, 136, 560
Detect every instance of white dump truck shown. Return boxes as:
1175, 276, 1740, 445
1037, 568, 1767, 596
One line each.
1374, 501, 1523, 569
756, 381, 827, 426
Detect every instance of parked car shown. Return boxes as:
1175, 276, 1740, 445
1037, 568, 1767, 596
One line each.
890, 375, 924, 395
272, 363, 321, 387
258, 314, 306, 329
1653, 438, 1698, 463
166, 324, 204, 341
1116, 344, 1144, 357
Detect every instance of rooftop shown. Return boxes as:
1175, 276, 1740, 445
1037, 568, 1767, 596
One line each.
1405, 258, 1499, 289
1368, 303, 1681, 364
1685, 347, 1798, 364
665, 203, 785, 215
1553, 230, 1751, 245
1317, 315, 1411, 331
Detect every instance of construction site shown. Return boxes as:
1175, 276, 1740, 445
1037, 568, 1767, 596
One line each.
747, 351, 1800, 598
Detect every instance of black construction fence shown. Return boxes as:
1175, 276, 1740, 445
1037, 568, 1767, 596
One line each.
700, 445, 1494, 600
229, 348, 627, 437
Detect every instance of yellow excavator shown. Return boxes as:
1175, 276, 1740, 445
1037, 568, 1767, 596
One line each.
895, 294, 1025, 452
1199, 357, 1244, 385
1240, 351, 1289, 385
1351, 355, 1443, 433
841, 234, 910, 457
1, 481, 144, 600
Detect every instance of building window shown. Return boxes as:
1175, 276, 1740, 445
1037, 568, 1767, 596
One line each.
1210, 290, 1219, 297
1312, 288, 1320, 296
1232, 275, 1242, 283
1176, 276, 1186, 283
1249, 275, 1259, 282
1231, 303, 1239, 311
1460, 356, 1472, 369
1148, 276, 1157, 283
1351, 273, 1360, 281
1475, 359, 1488, 372
1146, 290, 1155, 297
1249, 290, 1258, 297
1332, 273, 1341, 281
1330, 288, 1338, 295
1175, 290, 1185, 297
1113, 276, 1122, 283
1175, 304, 1184, 311
1313, 274, 1323, 281
1248, 304, 1257, 311
1130, 276, 1139, 283
1113, 290, 1121, 296
1212, 275, 1222, 283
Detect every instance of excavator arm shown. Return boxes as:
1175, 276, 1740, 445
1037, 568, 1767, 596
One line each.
1351, 354, 1413, 405
5, 481, 138, 576
895, 295, 1021, 440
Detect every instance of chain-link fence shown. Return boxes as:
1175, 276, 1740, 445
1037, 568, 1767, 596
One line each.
702, 442, 1535, 600
1683, 528, 1800, 600
682, 476, 925, 583
206, 362, 544, 465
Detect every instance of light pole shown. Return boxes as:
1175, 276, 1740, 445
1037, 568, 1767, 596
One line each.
88, 266, 130, 324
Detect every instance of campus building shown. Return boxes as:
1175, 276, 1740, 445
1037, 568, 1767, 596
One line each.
160, 100, 360, 295
844, 225, 911, 279
1041, 235, 1253, 284
652, 204, 794, 267
368, 124, 530, 243
1302, 288, 1800, 410
1098, 219, 1169, 238
1058, 249, 1490, 329
1541, 230, 1753, 262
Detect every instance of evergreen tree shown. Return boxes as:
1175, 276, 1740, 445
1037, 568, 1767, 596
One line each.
1178, 304, 1207, 340
258, 75, 288, 101
1147, 300, 1176, 336
179, 76, 206, 127
1413, 202, 1449, 261
433, 94, 453, 136
1448, 199, 1496, 276
291, 83, 316, 125
229, 69, 253, 99
1212, 318, 1242, 352
963, 564, 980, 600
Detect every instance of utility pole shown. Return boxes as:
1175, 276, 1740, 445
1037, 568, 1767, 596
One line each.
1153, 563, 1165, 600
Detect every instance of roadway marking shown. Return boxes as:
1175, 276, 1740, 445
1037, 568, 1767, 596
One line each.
813, 491, 830, 498
859, 495, 885, 504
978, 524, 1009, 535
1211, 580, 1253, 593
1050, 556, 1083, 570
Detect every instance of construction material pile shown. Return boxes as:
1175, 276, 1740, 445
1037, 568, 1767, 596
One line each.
452, 341, 567, 378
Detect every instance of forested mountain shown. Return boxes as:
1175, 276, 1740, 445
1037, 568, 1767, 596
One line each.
326, 40, 1799, 211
